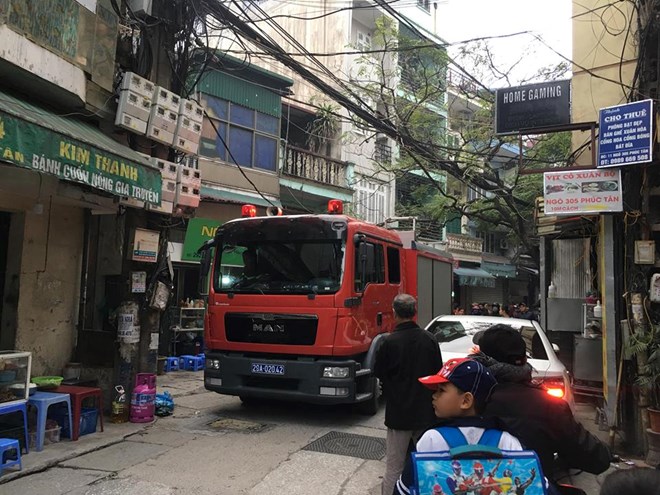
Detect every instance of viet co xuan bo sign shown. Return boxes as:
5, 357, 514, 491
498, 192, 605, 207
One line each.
598, 99, 653, 168
494, 80, 571, 135
0, 113, 161, 204
543, 169, 623, 215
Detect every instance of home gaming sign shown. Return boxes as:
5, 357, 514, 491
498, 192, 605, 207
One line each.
494, 80, 571, 135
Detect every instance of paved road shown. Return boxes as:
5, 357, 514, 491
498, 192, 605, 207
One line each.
0, 373, 619, 494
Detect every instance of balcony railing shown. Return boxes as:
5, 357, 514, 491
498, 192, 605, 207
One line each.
283, 145, 350, 189
446, 233, 483, 254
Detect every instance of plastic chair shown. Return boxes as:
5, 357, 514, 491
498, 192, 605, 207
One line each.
51, 385, 104, 440
165, 357, 179, 372
28, 391, 73, 451
0, 402, 28, 454
0, 438, 21, 475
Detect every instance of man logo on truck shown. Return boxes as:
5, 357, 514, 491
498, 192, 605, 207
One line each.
252, 323, 285, 333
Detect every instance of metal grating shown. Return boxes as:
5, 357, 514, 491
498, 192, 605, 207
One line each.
302, 431, 386, 460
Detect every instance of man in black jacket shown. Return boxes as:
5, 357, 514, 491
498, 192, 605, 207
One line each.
470, 324, 612, 481
374, 293, 443, 495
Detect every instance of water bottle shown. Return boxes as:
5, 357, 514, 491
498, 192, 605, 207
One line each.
111, 385, 129, 423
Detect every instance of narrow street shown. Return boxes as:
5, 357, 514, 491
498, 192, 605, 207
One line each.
0, 372, 626, 494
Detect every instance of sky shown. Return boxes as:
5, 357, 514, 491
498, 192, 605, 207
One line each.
436, 0, 573, 86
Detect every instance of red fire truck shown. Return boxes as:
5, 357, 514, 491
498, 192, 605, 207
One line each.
198, 201, 453, 414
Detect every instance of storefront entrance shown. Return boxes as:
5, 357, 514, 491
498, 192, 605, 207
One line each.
0, 211, 20, 350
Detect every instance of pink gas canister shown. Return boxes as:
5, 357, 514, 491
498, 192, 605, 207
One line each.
129, 373, 156, 423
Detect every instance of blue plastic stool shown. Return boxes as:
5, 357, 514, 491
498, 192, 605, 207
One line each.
165, 357, 180, 372
0, 401, 28, 454
197, 353, 205, 367
180, 355, 204, 371
0, 438, 21, 475
28, 391, 73, 451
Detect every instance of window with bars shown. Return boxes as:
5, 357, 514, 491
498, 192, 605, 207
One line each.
355, 179, 389, 225
199, 94, 280, 172
476, 231, 496, 253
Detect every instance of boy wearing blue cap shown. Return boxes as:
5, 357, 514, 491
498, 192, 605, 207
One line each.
394, 358, 525, 495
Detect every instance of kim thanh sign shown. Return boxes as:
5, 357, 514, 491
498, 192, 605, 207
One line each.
495, 80, 571, 135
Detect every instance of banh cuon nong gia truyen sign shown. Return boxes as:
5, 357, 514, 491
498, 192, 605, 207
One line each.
543, 168, 623, 215
0, 112, 161, 204
598, 99, 653, 168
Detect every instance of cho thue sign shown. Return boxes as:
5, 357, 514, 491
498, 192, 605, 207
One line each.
543, 169, 623, 215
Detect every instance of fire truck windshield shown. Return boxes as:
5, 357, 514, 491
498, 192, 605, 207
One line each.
213, 218, 346, 295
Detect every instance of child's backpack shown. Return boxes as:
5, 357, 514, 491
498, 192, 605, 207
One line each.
411, 426, 547, 495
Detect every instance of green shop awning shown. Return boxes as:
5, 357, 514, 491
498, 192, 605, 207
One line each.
0, 89, 161, 205
454, 267, 496, 288
482, 261, 517, 278
201, 185, 282, 208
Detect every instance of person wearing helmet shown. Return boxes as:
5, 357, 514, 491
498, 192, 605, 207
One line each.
469, 324, 612, 482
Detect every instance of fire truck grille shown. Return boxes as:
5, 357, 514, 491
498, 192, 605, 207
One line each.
225, 313, 318, 345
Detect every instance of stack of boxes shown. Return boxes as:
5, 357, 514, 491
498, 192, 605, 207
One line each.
114, 72, 204, 215
148, 158, 178, 214
115, 72, 155, 134
146, 86, 180, 145
174, 98, 204, 155
176, 163, 201, 209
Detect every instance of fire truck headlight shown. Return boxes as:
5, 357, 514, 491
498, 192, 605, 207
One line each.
206, 359, 220, 370
323, 366, 349, 378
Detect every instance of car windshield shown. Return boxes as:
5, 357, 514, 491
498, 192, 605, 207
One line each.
427, 319, 548, 360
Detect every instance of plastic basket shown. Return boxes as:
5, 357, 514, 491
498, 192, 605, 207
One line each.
31, 376, 64, 389
48, 405, 98, 438
28, 425, 61, 449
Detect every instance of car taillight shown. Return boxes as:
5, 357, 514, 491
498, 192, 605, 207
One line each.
541, 378, 565, 399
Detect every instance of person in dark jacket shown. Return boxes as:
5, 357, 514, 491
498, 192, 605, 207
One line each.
469, 324, 612, 481
374, 293, 443, 495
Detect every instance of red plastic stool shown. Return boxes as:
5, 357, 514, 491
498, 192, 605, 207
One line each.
51, 385, 104, 440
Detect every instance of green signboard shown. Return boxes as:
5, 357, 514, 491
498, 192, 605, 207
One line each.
182, 218, 221, 262
0, 112, 161, 204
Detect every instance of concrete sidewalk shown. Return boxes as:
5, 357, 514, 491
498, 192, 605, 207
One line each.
0, 371, 205, 485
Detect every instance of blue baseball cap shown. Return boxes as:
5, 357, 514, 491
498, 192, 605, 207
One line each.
418, 358, 497, 403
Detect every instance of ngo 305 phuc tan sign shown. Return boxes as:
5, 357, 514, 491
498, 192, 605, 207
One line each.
543, 169, 622, 215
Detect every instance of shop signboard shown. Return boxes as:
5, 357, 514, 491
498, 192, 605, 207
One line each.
182, 218, 222, 262
543, 169, 623, 215
0, 112, 161, 204
597, 99, 653, 168
494, 80, 571, 135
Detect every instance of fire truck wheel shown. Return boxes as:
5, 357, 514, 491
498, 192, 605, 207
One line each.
357, 377, 381, 416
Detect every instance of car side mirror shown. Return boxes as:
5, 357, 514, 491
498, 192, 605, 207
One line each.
552, 343, 560, 352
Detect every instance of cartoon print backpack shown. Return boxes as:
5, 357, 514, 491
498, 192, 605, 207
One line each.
411, 427, 547, 495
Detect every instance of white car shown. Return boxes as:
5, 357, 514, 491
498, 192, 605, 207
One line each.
425, 315, 575, 410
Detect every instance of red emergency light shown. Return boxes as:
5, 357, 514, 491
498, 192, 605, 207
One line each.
328, 199, 343, 214
241, 204, 257, 217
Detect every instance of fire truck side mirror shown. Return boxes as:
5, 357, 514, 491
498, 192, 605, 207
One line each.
200, 248, 212, 277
